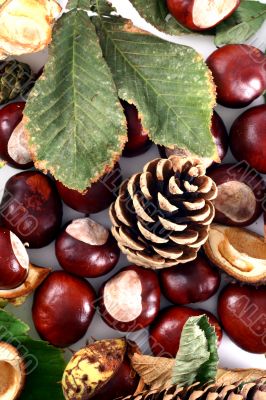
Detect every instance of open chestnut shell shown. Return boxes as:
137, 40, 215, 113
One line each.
55, 217, 120, 278
208, 163, 265, 227
0, 171, 63, 248
98, 265, 161, 332
32, 271, 96, 347
0, 102, 33, 169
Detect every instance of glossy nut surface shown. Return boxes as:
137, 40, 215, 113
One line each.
32, 271, 96, 347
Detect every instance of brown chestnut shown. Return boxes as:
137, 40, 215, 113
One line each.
98, 265, 161, 332
208, 163, 265, 227
32, 271, 96, 347
55, 217, 120, 278
206, 45, 266, 108
218, 283, 266, 354
56, 164, 122, 214
149, 306, 223, 357
0, 171, 63, 248
0, 227, 29, 290
230, 105, 266, 174
160, 254, 220, 305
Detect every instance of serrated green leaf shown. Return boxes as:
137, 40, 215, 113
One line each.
67, 0, 110, 13
93, 14, 217, 159
0, 308, 29, 339
172, 315, 219, 387
25, 9, 126, 191
215, 1, 266, 46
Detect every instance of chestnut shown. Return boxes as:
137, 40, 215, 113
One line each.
120, 100, 152, 157
149, 306, 223, 357
208, 163, 265, 227
160, 254, 220, 305
56, 164, 122, 214
230, 105, 266, 173
98, 265, 161, 332
0, 102, 33, 169
206, 45, 266, 108
0, 171, 63, 248
218, 283, 266, 354
55, 217, 120, 278
166, 0, 240, 31
32, 271, 96, 347
0, 227, 29, 290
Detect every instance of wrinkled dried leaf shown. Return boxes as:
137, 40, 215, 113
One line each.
216, 368, 266, 385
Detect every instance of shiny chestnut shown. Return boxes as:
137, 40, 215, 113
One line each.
98, 265, 161, 332
55, 217, 120, 278
32, 271, 96, 347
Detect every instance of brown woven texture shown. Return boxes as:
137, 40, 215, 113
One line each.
110, 156, 217, 269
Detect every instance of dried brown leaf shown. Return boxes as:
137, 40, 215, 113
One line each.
216, 369, 266, 385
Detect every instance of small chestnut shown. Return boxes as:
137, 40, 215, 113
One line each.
160, 254, 220, 305
0, 171, 63, 248
32, 271, 96, 347
0, 102, 33, 169
149, 306, 223, 357
55, 217, 120, 278
208, 163, 265, 227
56, 164, 122, 214
0, 227, 29, 290
120, 99, 152, 157
230, 105, 266, 174
98, 265, 161, 332
218, 283, 266, 354
206, 45, 266, 108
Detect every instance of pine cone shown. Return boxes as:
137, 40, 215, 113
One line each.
0, 60, 34, 104
110, 157, 217, 269
121, 380, 266, 400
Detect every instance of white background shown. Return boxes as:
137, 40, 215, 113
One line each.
1, 0, 266, 369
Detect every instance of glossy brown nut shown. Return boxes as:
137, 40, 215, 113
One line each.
160, 254, 220, 305
121, 100, 152, 157
32, 271, 96, 347
218, 283, 266, 354
166, 0, 240, 31
56, 164, 122, 214
0, 102, 33, 169
230, 105, 266, 174
55, 218, 120, 278
0, 227, 29, 290
149, 306, 223, 357
0, 171, 63, 248
98, 265, 161, 332
206, 45, 266, 108
208, 163, 265, 227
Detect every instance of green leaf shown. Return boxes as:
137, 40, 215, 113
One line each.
215, 1, 266, 46
93, 14, 217, 159
0, 309, 65, 400
172, 315, 219, 387
25, 9, 126, 191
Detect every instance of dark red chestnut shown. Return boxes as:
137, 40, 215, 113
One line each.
120, 100, 152, 157
166, 0, 240, 31
218, 283, 266, 354
160, 254, 220, 305
230, 105, 266, 173
0, 171, 63, 248
150, 306, 222, 357
98, 265, 161, 332
208, 163, 265, 227
0, 227, 29, 290
56, 164, 122, 214
55, 217, 120, 278
32, 271, 96, 347
206, 45, 266, 108
0, 102, 33, 169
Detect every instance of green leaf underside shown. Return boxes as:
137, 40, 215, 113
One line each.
173, 315, 219, 387
215, 1, 266, 46
0, 310, 65, 400
25, 9, 126, 191
93, 14, 217, 159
